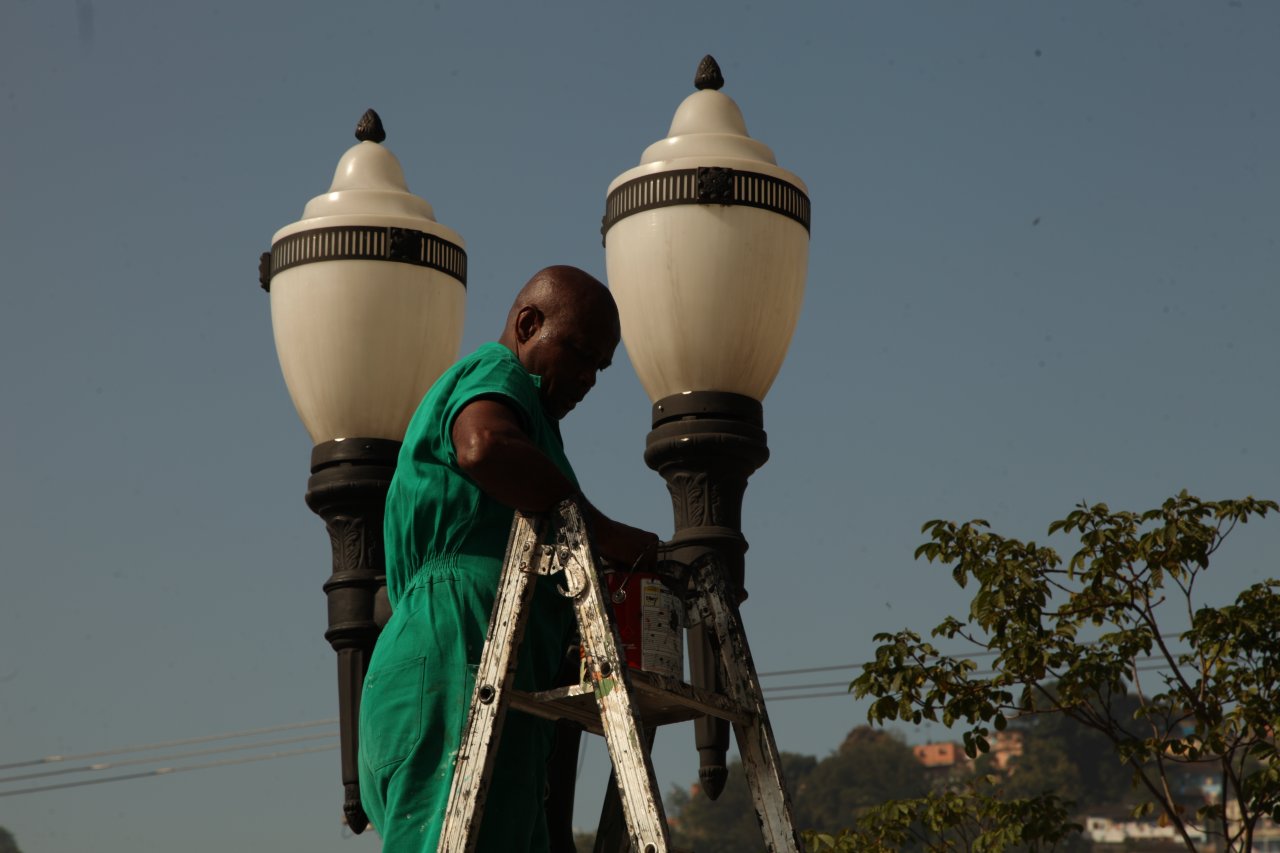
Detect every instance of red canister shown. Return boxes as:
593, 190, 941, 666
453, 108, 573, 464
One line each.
603, 571, 684, 679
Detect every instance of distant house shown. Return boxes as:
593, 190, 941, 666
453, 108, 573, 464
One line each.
1223, 801, 1280, 852
911, 732, 1024, 772
1083, 815, 1207, 847
990, 729, 1024, 771
912, 741, 971, 773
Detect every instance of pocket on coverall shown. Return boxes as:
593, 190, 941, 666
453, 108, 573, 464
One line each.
361, 656, 426, 771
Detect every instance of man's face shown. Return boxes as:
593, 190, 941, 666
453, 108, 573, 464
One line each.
527, 311, 619, 420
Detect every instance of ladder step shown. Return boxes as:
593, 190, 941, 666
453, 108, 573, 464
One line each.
508, 669, 753, 736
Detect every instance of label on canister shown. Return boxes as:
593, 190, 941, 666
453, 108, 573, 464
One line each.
637, 580, 683, 679
605, 572, 684, 680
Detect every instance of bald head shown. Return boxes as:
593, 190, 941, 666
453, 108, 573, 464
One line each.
500, 265, 621, 419
501, 265, 620, 342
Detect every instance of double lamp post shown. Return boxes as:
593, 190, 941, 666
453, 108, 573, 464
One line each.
260, 55, 809, 829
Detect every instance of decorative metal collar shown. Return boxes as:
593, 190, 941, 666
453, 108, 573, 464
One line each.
601, 166, 810, 242
264, 224, 467, 290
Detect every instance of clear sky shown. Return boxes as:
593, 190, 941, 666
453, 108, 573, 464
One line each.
2, 1, 1277, 851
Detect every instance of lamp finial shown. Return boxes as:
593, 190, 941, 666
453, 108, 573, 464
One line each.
694, 55, 724, 91
355, 109, 386, 143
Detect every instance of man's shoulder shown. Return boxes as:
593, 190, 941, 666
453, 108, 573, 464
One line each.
457, 341, 515, 372
446, 342, 530, 395
396, 345, 520, 463
415, 342, 536, 428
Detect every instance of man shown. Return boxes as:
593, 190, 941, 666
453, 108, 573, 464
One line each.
359, 265, 658, 852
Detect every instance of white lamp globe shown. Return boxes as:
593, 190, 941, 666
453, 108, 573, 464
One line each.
603, 56, 810, 405
267, 110, 466, 445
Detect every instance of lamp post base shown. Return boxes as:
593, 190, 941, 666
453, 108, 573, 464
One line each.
644, 391, 769, 801
305, 437, 400, 833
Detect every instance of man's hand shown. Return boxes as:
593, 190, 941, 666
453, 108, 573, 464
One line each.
591, 516, 660, 571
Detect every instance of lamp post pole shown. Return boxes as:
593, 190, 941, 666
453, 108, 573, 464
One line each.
643, 392, 770, 796
604, 55, 811, 800
262, 110, 466, 830
303, 436, 398, 829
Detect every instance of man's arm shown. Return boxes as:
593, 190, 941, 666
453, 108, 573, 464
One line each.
452, 399, 657, 567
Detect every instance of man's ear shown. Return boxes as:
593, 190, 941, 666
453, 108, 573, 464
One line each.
515, 305, 544, 344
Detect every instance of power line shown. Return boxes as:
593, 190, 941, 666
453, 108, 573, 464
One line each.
757, 635, 1191, 681
758, 663, 859, 678
763, 664, 1181, 706
0, 718, 338, 771
0, 744, 338, 798
0, 731, 338, 785
769, 691, 851, 702
763, 681, 851, 693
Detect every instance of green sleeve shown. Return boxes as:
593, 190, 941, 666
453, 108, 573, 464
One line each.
438, 350, 540, 466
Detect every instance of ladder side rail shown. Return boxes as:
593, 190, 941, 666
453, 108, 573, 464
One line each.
555, 501, 672, 853
437, 512, 547, 852
593, 725, 657, 853
692, 556, 802, 853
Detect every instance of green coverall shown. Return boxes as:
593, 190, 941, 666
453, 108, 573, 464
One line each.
359, 342, 578, 852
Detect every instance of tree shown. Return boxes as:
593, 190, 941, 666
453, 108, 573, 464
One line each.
851, 492, 1279, 852
0, 827, 22, 853
804, 774, 1081, 853
993, 689, 1143, 810
668, 730, 927, 852
985, 735, 1083, 805
668, 752, 817, 853
797, 726, 930, 832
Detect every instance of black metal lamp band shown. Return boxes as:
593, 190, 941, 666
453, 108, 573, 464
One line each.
601, 166, 810, 242
262, 225, 468, 292
652, 390, 764, 428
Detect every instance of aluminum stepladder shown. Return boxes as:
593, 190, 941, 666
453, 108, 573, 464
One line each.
436, 499, 800, 853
